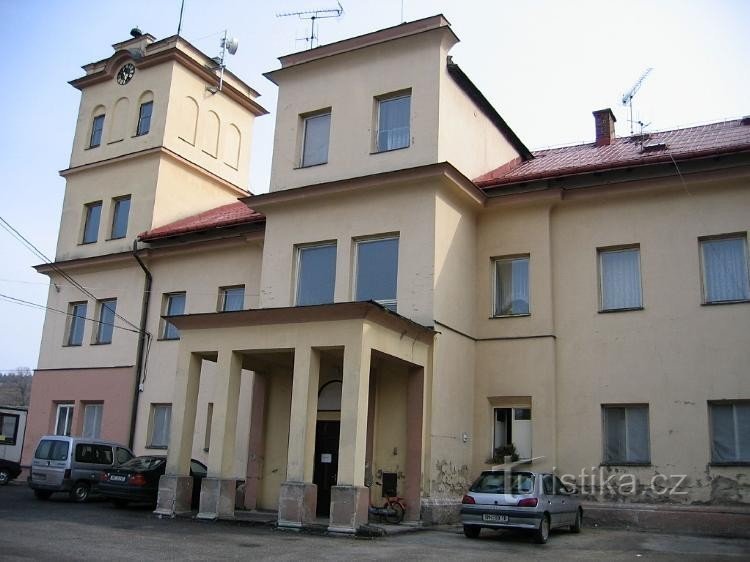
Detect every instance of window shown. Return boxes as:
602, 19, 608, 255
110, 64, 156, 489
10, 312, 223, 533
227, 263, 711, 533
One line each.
602, 405, 650, 464
82, 201, 102, 244
35, 439, 69, 461
111, 196, 131, 239
376, 93, 410, 152
219, 286, 245, 312
161, 292, 186, 340
55, 404, 74, 436
82, 403, 103, 439
599, 247, 642, 311
0, 413, 19, 445
149, 404, 171, 448
66, 302, 87, 346
89, 114, 105, 147
296, 243, 337, 306
493, 256, 530, 316
709, 402, 750, 463
75, 443, 113, 464
493, 406, 533, 460
355, 237, 399, 311
301, 111, 331, 167
95, 299, 116, 344
137, 101, 153, 136
204, 402, 213, 451
116, 447, 133, 464
700, 235, 750, 304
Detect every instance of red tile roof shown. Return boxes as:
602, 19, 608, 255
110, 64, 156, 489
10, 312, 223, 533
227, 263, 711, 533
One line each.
475, 118, 750, 188
139, 202, 264, 241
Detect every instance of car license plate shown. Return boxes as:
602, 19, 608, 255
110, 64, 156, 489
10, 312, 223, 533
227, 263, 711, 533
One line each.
483, 514, 509, 523
110, 475, 127, 482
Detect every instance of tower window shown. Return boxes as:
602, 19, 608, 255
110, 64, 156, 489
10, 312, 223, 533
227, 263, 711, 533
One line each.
82, 201, 102, 244
110, 196, 131, 239
90, 114, 105, 148
137, 101, 153, 136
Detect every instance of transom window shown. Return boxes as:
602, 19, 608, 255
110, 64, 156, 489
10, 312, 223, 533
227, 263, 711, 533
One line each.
219, 286, 245, 312
700, 235, 750, 304
709, 401, 750, 464
111, 196, 131, 239
296, 243, 337, 306
66, 302, 87, 346
493, 256, 530, 316
602, 405, 650, 464
137, 101, 153, 136
90, 114, 105, 147
301, 111, 331, 167
95, 299, 116, 344
162, 292, 186, 340
376, 93, 411, 152
599, 246, 642, 311
82, 201, 102, 244
355, 236, 399, 311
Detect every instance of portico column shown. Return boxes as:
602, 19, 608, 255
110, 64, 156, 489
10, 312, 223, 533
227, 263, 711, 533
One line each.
155, 351, 201, 517
405, 366, 424, 521
243, 373, 267, 510
278, 346, 320, 529
329, 339, 371, 533
198, 348, 242, 520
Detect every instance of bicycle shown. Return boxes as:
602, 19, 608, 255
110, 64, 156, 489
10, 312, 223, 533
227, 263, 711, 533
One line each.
367, 481, 406, 524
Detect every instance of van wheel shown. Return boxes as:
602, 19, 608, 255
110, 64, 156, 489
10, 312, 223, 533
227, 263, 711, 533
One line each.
570, 509, 582, 533
463, 525, 481, 538
34, 490, 52, 500
534, 514, 550, 544
70, 481, 91, 503
0, 469, 9, 485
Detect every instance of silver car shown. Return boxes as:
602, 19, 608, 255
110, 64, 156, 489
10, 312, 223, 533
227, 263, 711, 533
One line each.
460, 470, 582, 543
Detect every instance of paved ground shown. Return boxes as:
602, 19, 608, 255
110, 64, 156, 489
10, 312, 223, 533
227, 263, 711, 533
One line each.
1, 483, 749, 561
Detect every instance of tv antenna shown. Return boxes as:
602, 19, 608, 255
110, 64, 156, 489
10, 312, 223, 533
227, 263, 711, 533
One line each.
207, 30, 239, 94
621, 67, 653, 135
277, 2, 344, 49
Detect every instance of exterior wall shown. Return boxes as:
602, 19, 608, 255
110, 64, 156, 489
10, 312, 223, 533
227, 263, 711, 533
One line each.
268, 30, 450, 191
21, 367, 135, 464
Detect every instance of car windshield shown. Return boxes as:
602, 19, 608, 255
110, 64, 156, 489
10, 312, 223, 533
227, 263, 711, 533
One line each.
470, 472, 535, 494
120, 457, 165, 471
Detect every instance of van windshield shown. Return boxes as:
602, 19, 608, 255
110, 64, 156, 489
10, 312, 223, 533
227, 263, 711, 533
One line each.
470, 472, 535, 494
35, 439, 69, 461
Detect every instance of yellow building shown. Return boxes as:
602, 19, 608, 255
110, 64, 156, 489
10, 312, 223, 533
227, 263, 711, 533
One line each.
26, 16, 750, 532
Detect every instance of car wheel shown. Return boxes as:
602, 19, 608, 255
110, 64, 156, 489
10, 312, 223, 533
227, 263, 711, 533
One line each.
570, 509, 582, 533
34, 489, 52, 500
70, 481, 91, 503
112, 499, 129, 508
0, 469, 9, 485
463, 525, 481, 538
534, 514, 550, 544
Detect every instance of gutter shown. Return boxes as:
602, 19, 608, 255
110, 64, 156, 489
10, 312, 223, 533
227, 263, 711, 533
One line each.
129, 239, 153, 450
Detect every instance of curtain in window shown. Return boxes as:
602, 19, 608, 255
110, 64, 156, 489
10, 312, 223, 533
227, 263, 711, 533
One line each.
626, 407, 650, 463
302, 113, 331, 167
702, 238, 750, 302
711, 403, 750, 462
604, 406, 649, 463
495, 258, 529, 315
152, 406, 171, 447
378, 96, 410, 151
604, 407, 626, 463
601, 249, 641, 310
82, 404, 102, 439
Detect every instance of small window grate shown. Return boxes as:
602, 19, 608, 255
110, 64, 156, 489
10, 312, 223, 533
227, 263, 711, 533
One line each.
381, 472, 398, 497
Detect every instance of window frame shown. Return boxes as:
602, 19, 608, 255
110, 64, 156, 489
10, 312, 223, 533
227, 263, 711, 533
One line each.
597, 244, 643, 312
94, 298, 117, 345
218, 285, 245, 312
295, 241, 338, 306
161, 292, 186, 340
81, 201, 103, 244
110, 195, 131, 240
374, 90, 412, 153
353, 234, 399, 311
148, 403, 172, 449
491, 254, 531, 318
0, 412, 20, 445
136, 101, 153, 136
82, 403, 103, 439
699, 233, 750, 305
708, 400, 750, 465
89, 114, 105, 148
65, 301, 88, 346
54, 403, 74, 437
601, 404, 651, 466
299, 109, 332, 168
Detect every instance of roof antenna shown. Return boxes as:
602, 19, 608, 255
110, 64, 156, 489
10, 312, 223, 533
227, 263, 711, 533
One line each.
177, 0, 186, 36
206, 30, 239, 94
277, 2, 344, 49
621, 67, 653, 136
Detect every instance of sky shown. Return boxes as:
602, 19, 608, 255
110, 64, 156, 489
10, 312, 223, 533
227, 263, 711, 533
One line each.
0, 0, 748, 371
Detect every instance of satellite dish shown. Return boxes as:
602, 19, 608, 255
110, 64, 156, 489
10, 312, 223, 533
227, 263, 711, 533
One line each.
225, 37, 239, 55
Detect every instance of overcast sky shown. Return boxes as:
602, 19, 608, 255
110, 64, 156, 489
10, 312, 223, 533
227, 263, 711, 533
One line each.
0, 0, 748, 371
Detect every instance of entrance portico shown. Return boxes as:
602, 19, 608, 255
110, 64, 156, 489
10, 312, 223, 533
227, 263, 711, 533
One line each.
155, 302, 433, 533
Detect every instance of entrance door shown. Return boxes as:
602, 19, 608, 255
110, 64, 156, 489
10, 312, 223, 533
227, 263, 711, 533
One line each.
313, 420, 340, 516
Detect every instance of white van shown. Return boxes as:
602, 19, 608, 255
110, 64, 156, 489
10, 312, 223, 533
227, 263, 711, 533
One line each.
28, 436, 133, 501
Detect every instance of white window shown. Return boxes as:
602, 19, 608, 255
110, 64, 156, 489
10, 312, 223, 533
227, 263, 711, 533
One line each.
296, 243, 337, 306
301, 111, 331, 167
493, 256, 530, 316
599, 246, 642, 311
355, 236, 399, 311
376, 93, 410, 152
493, 406, 532, 461
82, 201, 102, 244
95, 298, 116, 344
150, 404, 171, 448
700, 235, 750, 304
219, 286, 245, 312
82, 403, 103, 439
709, 402, 750, 463
55, 404, 74, 436
66, 302, 87, 346
602, 405, 650, 464
162, 292, 186, 340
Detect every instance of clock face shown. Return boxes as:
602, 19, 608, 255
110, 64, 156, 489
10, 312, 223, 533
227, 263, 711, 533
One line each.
116, 63, 135, 85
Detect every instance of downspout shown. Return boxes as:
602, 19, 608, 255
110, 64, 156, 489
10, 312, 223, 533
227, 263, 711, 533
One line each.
129, 239, 153, 450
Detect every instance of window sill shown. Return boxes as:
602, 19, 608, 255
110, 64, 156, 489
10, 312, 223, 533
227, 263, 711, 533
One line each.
145, 445, 168, 450
62, 343, 83, 348
157, 337, 181, 342
370, 145, 410, 155
78, 240, 97, 246
294, 161, 327, 170
701, 299, 750, 306
91, 341, 112, 346
598, 307, 644, 314
84, 145, 100, 150
107, 139, 124, 145
132, 133, 150, 138
106, 235, 127, 241
600, 462, 652, 467
709, 461, 750, 467
490, 313, 531, 319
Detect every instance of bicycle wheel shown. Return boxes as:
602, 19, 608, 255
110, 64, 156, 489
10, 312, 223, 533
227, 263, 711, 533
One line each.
384, 500, 405, 524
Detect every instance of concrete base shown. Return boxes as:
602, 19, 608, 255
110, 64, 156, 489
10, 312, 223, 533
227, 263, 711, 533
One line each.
277, 481, 317, 529
328, 485, 369, 534
420, 497, 461, 524
197, 478, 236, 520
154, 475, 194, 517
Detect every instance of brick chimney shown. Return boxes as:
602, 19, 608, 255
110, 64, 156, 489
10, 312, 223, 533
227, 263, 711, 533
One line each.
593, 108, 617, 146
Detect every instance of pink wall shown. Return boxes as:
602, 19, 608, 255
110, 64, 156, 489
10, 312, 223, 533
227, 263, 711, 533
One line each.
22, 367, 136, 465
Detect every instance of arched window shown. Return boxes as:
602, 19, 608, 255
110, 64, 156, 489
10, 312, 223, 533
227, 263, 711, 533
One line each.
109, 97, 129, 142
224, 123, 241, 168
136, 91, 154, 136
202, 110, 220, 157
318, 380, 342, 411
89, 105, 106, 148
179, 96, 199, 145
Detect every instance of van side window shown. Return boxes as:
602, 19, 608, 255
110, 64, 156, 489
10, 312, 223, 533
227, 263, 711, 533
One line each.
75, 443, 114, 464
35, 439, 69, 461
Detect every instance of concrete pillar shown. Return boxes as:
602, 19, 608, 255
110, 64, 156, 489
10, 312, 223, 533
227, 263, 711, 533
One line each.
405, 366, 424, 521
329, 340, 371, 533
156, 352, 202, 517
278, 346, 320, 529
243, 373, 267, 510
198, 348, 242, 520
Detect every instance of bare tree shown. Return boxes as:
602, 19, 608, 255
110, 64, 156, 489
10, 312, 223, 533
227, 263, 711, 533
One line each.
0, 367, 33, 407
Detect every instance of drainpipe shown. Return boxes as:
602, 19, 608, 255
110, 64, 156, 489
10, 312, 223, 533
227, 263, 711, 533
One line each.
129, 239, 153, 450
